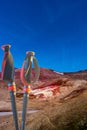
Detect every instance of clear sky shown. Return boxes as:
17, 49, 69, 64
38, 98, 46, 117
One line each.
0, 0, 87, 72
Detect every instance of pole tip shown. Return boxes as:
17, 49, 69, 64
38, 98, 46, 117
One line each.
26, 51, 35, 56
1, 44, 11, 50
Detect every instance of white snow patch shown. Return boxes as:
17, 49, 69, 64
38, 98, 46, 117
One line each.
53, 71, 64, 75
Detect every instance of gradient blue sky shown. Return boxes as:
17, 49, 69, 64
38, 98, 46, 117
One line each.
0, 0, 87, 72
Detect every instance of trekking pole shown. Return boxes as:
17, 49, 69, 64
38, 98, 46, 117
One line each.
20, 51, 40, 130
1, 44, 19, 130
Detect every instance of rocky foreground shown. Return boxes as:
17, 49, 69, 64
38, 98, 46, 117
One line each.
0, 68, 87, 130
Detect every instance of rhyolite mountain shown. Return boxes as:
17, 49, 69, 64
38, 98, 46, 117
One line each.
0, 68, 87, 90
0, 68, 87, 130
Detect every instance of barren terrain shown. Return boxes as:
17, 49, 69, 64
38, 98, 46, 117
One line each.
0, 68, 87, 130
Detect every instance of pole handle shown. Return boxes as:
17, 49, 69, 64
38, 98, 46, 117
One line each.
20, 51, 40, 86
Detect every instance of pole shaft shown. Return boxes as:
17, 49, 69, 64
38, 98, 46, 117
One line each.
10, 91, 19, 130
21, 93, 29, 130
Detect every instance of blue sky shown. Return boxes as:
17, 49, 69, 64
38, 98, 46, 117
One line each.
0, 0, 87, 72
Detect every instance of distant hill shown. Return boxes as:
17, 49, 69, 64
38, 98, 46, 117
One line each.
64, 69, 87, 80
0, 68, 87, 90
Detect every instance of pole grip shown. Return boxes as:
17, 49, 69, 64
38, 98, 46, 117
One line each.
1, 44, 14, 82
20, 51, 40, 86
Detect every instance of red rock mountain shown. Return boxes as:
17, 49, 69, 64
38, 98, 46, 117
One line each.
0, 68, 63, 89
0, 68, 87, 98
0, 68, 87, 89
